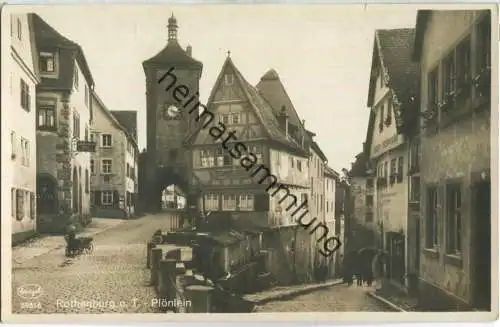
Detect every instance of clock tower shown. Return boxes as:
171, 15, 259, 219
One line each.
142, 13, 203, 212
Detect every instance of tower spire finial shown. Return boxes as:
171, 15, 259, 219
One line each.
168, 13, 178, 42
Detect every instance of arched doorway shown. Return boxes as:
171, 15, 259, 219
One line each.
155, 167, 192, 229
37, 174, 57, 214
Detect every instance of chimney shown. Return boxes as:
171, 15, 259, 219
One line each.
186, 45, 192, 57
280, 106, 289, 137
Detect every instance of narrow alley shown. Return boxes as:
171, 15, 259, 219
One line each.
12, 214, 179, 314
254, 284, 391, 312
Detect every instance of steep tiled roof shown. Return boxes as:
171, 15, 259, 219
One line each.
376, 28, 419, 108
30, 13, 94, 88
186, 56, 308, 156
143, 40, 202, 69
366, 28, 419, 140
350, 151, 368, 177
256, 69, 303, 128
110, 110, 138, 141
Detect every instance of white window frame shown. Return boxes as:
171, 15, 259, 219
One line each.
239, 194, 254, 211
102, 134, 112, 148
232, 113, 240, 124
102, 159, 112, 174
40, 52, 56, 73
204, 193, 219, 211
223, 194, 236, 211
101, 191, 113, 205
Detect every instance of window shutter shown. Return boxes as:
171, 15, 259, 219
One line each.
94, 191, 101, 206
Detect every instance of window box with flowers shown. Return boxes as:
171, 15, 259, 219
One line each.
422, 105, 438, 134
440, 91, 456, 115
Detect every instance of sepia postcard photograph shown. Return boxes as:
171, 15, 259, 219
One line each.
1, 2, 498, 324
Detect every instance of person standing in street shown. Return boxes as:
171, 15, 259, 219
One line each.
372, 249, 386, 289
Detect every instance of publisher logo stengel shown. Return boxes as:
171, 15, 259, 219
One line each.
17, 284, 43, 299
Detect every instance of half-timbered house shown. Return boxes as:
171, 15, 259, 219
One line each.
186, 56, 320, 284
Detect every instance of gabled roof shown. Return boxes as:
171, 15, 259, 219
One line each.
143, 40, 202, 70
91, 91, 138, 149
324, 166, 340, 180
110, 110, 138, 141
366, 28, 420, 138
367, 28, 419, 108
256, 69, 303, 128
311, 141, 328, 162
186, 56, 307, 156
412, 10, 432, 61
30, 13, 95, 88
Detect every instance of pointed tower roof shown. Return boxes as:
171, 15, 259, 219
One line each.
143, 14, 202, 69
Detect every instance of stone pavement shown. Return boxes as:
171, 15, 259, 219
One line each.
254, 283, 395, 312
243, 279, 344, 305
11, 213, 181, 314
12, 218, 126, 265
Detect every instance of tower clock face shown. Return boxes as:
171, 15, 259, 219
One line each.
163, 103, 180, 120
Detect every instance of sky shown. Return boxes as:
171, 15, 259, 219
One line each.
18, 4, 419, 172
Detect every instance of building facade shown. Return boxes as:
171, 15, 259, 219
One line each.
89, 91, 138, 218
32, 14, 94, 233
323, 166, 339, 277
4, 13, 40, 244
348, 151, 377, 251
365, 28, 420, 289
140, 14, 203, 215
414, 10, 491, 310
188, 56, 316, 284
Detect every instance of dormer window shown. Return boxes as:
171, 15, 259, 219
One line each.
40, 52, 55, 73
225, 74, 234, 85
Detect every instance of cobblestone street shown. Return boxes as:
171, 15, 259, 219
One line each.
12, 214, 180, 314
254, 284, 392, 312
